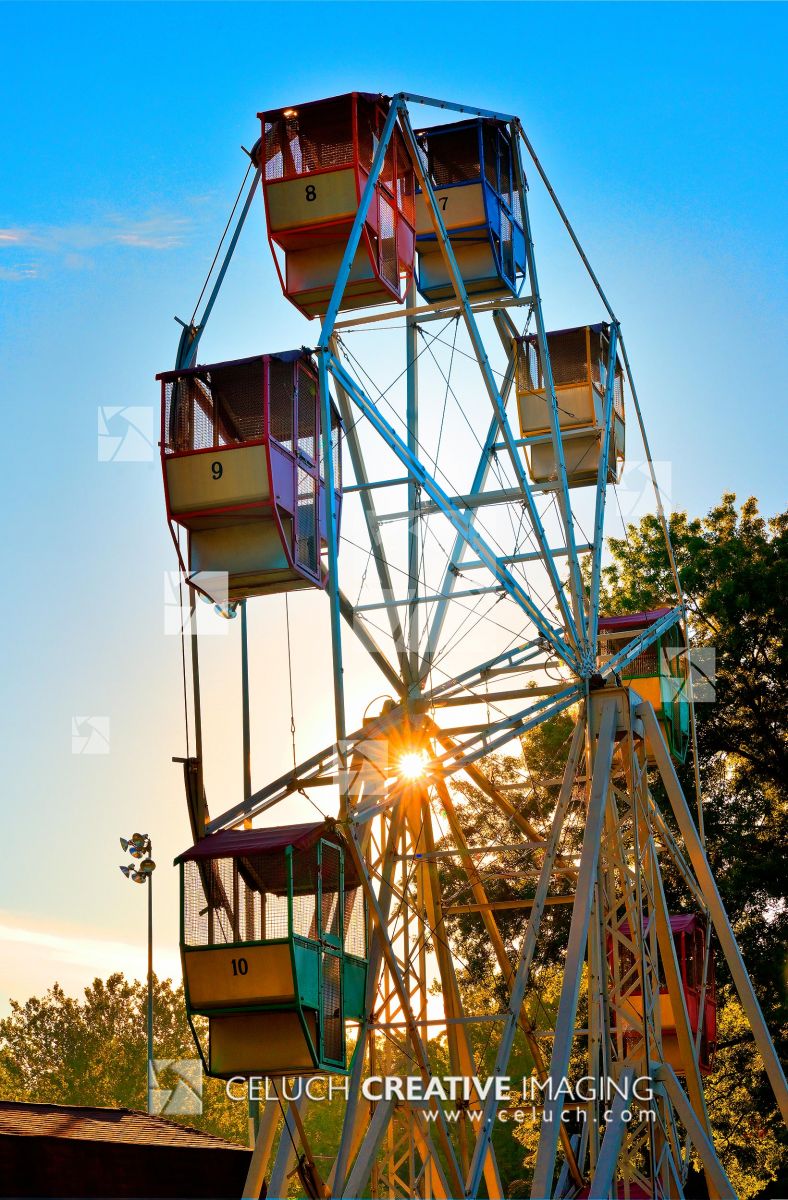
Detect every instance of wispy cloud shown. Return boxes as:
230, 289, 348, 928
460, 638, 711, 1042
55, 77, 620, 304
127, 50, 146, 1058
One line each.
112, 218, 190, 249
0, 911, 181, 1013
0, 212, 192, 279
0, 264, 38, 281
1, 213, 191, 253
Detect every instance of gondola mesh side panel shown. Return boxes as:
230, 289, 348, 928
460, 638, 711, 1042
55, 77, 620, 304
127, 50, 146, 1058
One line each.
269, 359, 295, 452
321, 951, 343, 1062
184, 857, 286, 945
320, 843, 342, 941
344, 887, 366, 959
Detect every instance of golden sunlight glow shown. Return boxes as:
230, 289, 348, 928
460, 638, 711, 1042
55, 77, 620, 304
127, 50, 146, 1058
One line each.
398, 750, 429, 781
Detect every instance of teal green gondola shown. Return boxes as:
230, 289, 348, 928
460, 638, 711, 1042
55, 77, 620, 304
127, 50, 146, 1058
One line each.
598, 609, 691, 763
414, 118, 527, 302
176, 820, 367, 1078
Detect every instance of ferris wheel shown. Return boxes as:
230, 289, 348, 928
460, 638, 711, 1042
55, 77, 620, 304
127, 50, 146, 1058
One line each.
158, 91, 787, 1200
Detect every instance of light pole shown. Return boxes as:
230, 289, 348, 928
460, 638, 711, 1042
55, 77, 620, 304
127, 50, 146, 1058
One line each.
119, 833, 156, 1114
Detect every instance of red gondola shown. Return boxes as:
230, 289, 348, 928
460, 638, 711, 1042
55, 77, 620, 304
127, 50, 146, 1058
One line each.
258, 94, 416, 318
158, 350, 341, 601
612, 914, 716, 1076
598, 609, 691, 763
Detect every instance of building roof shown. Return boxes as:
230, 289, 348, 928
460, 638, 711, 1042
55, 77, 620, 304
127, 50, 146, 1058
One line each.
0, 1101, 246, 1152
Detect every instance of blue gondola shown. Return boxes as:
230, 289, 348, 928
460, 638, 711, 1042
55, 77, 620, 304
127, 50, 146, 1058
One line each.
414, 118, 527, 302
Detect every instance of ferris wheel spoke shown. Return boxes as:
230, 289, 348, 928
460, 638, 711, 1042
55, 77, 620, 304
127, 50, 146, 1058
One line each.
328, 352, 580, 671
337, 590, 404, 696
423, 638, 545, 703
434, 685, 582, 774
419, 404, 508, 679
400, 111, 585, 657
316, 99, 404, 351
331, 340, 412, 686
515, 133, 590, 660
587, 323, 621, 649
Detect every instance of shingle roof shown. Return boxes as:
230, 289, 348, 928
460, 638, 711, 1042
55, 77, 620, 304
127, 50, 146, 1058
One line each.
176, 820, 327, 863
0, 1101, 247, 1151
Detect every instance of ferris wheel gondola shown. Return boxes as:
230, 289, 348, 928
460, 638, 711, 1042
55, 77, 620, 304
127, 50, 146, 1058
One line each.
158, 349, 343, 602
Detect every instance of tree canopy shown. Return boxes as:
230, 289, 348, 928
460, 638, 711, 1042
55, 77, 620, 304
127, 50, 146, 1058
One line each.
439, 493, 788, 1197
599, 495, 787, 1036
597, 492, 788, 1199
0, 973, 248, 1146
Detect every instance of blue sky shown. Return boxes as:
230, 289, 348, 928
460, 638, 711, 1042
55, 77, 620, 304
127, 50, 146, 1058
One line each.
0, 2, 786, 1010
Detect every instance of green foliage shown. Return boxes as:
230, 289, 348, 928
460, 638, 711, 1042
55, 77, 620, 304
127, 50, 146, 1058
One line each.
436, 711, 582, 975
0, 973, 247, 1145
599, 492, 788, 1199
600, 495, 788, 1029
699, 993, 785, 1200
600, 493, 787, 781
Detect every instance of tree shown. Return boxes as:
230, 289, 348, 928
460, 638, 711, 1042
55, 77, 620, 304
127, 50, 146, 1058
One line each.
599, 493, 787, 795
0, 973, 247, 1146
598, 492, 788, 1198
598, 495, 788, 1037
442, 494, 787, 1198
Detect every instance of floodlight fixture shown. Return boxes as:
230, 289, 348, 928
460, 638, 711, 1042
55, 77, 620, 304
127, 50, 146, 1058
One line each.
214, 602, 238, 620
117, 829, 156, 1113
